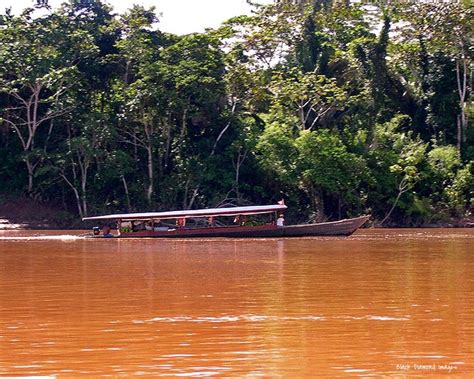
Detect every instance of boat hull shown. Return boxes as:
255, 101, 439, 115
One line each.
117, 215, 370, 238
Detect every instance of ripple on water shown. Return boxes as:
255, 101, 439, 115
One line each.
0, 235, 83, 241
133, 314, 413, 324
134, 314, 327, 324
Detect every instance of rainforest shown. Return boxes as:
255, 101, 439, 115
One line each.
0, 0, 472, 227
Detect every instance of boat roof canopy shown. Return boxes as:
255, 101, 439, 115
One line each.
82, 204, 288, 222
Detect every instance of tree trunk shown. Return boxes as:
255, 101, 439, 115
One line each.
60, 174, 84, 219
7, 81, 70, 197
380, 177, 409, 226
298, 103, 305, 130
457, 115, 462, 153
122, 175, 132, 212
26, 160, 34, 195
187, 187, 199, 210
146, 145, 154, 205
233, 147, 248, 201
81, 171, 88, 217
455, 57, 468, 152
380, 190, 402, 226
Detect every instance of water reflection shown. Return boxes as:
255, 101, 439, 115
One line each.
0, 229, 473, 376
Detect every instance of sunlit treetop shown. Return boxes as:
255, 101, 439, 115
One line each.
34, 0, 98, 7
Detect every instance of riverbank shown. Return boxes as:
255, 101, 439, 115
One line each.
0, 196, 472, 230
0, 197, 77, 230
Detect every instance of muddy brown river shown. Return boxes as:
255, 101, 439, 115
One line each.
0, 229, 473, 377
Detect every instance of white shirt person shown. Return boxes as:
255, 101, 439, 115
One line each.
276, 215, 285, 227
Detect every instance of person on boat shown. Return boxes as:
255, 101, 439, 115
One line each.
176, 217, 186, 228
234, 215, 246, 226
132, 221, 146, 232
102, 224, 114, 238
276, 214, 285, 227
207, 216, 215, 226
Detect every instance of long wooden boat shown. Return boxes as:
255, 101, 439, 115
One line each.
82, 204, 370, 238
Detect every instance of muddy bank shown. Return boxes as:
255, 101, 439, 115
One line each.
0, 196, 472, 230
0, 197, 79, 230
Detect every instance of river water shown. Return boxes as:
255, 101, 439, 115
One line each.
0, 229, 473, 377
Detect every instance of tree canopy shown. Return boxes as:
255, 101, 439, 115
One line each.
0, 0, 472, 226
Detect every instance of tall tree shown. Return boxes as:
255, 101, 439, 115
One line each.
0, 8, 97, 195
396, 1, 473, 152
157, 33, 227, 208
115, 5, 164, 206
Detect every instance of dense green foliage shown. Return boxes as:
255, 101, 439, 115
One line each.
0, 0, 472, 225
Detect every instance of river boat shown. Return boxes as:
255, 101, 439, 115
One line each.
82, 204, 370, 238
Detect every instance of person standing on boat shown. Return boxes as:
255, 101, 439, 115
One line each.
276, 214, 285, 227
